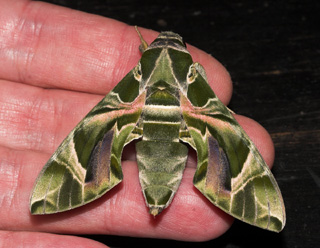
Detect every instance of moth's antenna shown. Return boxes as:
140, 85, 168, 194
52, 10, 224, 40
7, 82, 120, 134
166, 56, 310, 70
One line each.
135, 26, 148, 53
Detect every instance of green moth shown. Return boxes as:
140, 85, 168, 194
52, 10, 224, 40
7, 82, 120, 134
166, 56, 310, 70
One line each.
30, 27, 285, 232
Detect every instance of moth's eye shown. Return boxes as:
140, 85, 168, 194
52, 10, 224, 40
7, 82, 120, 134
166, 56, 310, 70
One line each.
187, 65, 197, 83
134, 63, 143, 80
136, 64, 142, 75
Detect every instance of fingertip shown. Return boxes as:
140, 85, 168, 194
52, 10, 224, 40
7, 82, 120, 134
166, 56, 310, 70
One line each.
158, 168, 234, 241
188, 45, 233, 105
234, 115, 275, 168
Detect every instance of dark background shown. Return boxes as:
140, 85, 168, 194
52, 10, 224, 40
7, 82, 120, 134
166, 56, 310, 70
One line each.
41, 1, 319, 247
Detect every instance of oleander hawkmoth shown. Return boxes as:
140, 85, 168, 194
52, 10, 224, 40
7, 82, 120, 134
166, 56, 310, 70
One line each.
30, 27, 285, 232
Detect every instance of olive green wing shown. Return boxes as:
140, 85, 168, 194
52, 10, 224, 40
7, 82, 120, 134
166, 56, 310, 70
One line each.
180, 63, 285, 232
30, 68, 145, 214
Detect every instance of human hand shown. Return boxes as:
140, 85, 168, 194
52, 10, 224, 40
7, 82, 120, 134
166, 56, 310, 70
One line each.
0, 0, 275, 247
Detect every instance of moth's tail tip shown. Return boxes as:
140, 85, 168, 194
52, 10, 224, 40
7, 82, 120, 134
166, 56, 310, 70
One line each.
149, 207, 163, 217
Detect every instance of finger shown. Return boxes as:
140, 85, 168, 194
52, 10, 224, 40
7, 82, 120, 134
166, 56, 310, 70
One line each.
234, 114, 275, 168
0, 146, 231, 241
0, 230, 108, 248
0, 0, 232, 104
0, 80, 101, 153
188, 44, 233, 105
0, 80, 273, 163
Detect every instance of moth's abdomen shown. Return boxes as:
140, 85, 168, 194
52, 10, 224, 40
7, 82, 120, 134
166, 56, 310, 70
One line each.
136, 141, 187, 215
136, 88, 188, 215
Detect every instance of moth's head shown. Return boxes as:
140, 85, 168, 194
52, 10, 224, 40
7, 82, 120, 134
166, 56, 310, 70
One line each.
147, 31, 187, 51
156, 31, 186, 47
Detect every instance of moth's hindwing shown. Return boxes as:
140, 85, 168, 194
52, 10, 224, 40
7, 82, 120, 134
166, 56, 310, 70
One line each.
180, 63, 286, 232
30, 68, 145, 214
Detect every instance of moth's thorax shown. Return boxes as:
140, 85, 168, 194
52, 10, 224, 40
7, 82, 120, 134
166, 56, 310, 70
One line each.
139, 32, 193, 93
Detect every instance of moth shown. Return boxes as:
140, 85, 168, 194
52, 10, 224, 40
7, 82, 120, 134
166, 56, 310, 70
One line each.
30, 27, 285, 232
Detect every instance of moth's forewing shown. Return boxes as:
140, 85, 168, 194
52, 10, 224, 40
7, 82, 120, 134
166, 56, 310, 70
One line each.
30, 69, 144, 214
180, 63, 285, 232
